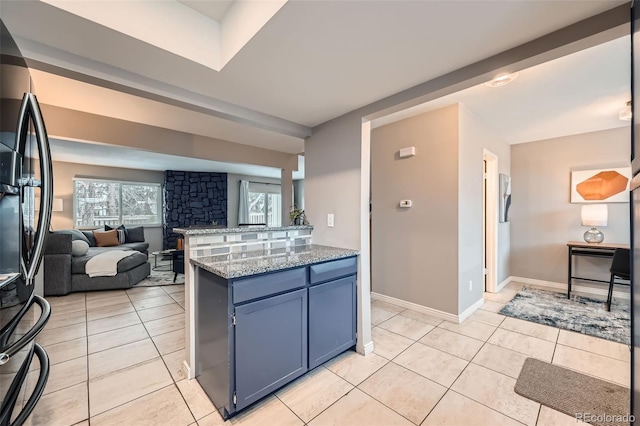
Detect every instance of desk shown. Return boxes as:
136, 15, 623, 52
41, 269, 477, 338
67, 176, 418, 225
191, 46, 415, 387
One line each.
567, 241, 629, 299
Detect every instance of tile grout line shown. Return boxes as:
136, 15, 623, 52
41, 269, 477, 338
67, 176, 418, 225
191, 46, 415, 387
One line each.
86, 288, 194, 423
432, 315, 541, 425
445, 389, 529, 426
152, 282, 198, 424
84, 292, 91, 426
274, 393, 308, 425
142, 286, 197, 424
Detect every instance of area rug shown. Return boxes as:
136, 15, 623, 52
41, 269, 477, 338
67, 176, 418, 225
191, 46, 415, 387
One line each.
135, 261, 185, 287
499, 287, 629, 345
515, 358, 630, 426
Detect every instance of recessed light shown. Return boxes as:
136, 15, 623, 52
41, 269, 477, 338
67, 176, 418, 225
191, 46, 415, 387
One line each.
485, 72, 519, 88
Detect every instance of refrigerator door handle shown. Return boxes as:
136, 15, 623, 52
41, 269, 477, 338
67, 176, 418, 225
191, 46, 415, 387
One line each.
15, 92, 53, 283
0, 295, 50, 361
10, 344, 49, 426
0, 344, 34, 424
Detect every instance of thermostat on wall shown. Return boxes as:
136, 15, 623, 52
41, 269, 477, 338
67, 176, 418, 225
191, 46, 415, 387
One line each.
399, 200, 412, 208
399, 147, 416, 158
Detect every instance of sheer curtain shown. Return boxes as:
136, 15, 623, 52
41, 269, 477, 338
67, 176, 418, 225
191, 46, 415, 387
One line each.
238, 180, 250, 224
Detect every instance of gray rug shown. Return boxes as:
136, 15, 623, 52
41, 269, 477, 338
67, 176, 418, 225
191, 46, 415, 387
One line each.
499, 287, 629, 345
515, 358, 630, 426
135, 262, 184, 287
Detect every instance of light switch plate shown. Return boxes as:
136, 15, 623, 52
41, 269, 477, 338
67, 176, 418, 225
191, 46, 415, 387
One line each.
327, 213, 334, 227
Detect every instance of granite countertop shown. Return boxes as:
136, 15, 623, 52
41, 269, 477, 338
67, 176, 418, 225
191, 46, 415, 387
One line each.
191, 244, 359, 279
173, 225, 314, 235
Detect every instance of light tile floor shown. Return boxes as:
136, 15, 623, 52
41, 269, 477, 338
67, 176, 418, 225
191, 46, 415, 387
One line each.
22, 281, 629, 425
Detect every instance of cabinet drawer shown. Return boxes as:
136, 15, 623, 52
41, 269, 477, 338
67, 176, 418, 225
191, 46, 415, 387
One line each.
233, 268, 306, 304
309, 257, 357, 285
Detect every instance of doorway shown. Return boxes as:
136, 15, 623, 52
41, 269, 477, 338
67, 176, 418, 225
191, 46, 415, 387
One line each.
483, 149, 498, 294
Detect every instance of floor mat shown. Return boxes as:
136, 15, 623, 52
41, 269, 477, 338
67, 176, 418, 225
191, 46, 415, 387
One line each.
499, 287, 629, 344
515, 358, 630, 426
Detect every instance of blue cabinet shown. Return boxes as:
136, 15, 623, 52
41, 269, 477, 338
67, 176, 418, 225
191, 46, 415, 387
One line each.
308, 275, 357, 369
234, 288, 308, 410
196, 256, 357, 419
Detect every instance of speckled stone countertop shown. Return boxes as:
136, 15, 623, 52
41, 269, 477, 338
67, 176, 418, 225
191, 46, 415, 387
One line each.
173, 225, 313, 235
191, 244, 359, 279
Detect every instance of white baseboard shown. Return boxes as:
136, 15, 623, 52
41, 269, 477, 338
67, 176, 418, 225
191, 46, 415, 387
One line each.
496, 276, 512, 293
182, 360, 193, 380
510, 276, 630, 300
458, 297, 485, 323
359, 340, 375, 355
371, 292, 465, 323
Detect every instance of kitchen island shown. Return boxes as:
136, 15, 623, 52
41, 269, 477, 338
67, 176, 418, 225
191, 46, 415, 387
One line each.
173, 226, 359, 419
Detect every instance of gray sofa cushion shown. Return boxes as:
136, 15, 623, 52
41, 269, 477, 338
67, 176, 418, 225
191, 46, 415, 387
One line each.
71, 248, 148, 275
45, 233, 72, 255
120, 242, 149, 253
52, 229, 90, 245
71, 261, 150, 293
125, 226, 145, 243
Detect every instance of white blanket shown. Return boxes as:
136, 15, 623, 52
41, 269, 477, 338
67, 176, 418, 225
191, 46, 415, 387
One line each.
85, 250, 136, 277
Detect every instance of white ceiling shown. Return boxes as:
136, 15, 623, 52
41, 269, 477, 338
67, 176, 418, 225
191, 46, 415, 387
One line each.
0, 0, 630, 172
374, 36, 632, 144
178, 0, 234, 22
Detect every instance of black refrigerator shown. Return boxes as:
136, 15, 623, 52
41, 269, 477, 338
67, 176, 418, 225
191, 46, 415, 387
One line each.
0, 20, 53, 425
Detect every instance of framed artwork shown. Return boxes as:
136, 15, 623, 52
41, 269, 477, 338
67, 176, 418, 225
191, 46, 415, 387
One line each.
499, 174, 511, 223
570, 167, 631, 203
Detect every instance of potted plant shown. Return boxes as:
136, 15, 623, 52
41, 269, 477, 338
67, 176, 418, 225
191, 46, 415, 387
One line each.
289, 206, 307, 226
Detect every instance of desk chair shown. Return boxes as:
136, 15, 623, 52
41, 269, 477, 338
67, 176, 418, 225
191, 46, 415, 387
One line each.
172, 250, 184, 283
607, 248, 630, 311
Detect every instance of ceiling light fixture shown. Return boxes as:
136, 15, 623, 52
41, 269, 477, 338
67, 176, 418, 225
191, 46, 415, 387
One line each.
485, 72, 519, 88
619, 101, 632, 121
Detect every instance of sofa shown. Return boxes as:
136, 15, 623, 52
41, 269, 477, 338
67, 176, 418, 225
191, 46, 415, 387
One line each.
44, 228, 151, 296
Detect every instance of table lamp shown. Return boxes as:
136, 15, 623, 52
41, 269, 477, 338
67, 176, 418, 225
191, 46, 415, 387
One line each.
581, 204, 608, 243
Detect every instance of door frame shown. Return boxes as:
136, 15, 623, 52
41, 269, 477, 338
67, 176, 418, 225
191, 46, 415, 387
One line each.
483, 149, 499, 294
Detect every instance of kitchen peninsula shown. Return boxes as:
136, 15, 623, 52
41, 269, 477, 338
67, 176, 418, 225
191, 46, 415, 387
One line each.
173, 225, 359, 419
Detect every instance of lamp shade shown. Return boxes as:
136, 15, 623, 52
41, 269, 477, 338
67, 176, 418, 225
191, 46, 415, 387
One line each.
581, 204, 608, 227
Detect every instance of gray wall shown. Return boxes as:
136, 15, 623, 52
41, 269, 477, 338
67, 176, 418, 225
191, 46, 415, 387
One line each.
226, 174, 281, 227
510, 127, 630, 285
50, 160, 165, 253
458, 106, 511, 311
371, 105, 460, 314
369, 104, 511, 315
42, 104, 299, 170
305, 112, 363, 250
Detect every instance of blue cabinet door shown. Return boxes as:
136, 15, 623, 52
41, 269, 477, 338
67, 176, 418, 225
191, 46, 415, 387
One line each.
234, 288, 308, 410
308, 276, 356, 369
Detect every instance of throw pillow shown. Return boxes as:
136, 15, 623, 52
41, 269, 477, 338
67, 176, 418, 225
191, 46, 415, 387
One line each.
81, 231, 97, 247
117, 229, 126, 244
71, 240, 89, 257
93, 229, 120, 247
105, 224, 127, 241
52, 229, 90, 245
125, 226, 145, 243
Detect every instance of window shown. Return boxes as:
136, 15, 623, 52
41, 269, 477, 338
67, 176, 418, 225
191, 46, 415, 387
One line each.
73, 178, 162, 228
248, 183, 281, 227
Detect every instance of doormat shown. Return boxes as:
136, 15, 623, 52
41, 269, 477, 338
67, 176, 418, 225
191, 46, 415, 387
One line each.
515, 358, 630, 426
499, 287, 629, 345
